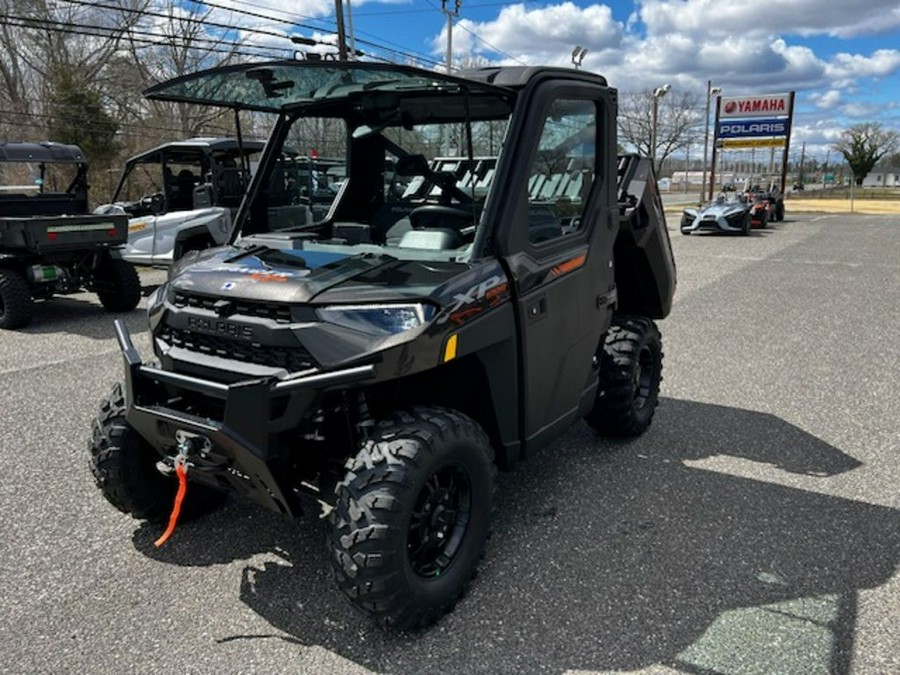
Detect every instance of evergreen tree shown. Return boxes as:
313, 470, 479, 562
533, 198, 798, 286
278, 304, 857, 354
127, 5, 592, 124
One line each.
47, 73, 120, 165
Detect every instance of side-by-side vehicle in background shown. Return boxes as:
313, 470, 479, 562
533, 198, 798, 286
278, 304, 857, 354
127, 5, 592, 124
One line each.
0, 142, 139, 329
98, 138, 265, 266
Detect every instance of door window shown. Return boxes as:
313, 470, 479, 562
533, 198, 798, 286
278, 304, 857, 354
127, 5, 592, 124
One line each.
526, 99, 596, 244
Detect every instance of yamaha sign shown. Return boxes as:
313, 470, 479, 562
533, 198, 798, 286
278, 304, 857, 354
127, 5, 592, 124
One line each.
719, 93, 791, 119
717, 117, 788, 139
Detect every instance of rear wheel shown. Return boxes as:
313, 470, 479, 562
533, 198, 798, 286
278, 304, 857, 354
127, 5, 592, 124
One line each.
0, 269, 33, 330
88, 383, 224, 523
94, 258, 141, 312
328, 407, 496, 630
585, 316, 663, 438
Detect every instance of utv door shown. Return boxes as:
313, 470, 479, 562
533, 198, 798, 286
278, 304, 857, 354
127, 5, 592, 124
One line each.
490, 80, 619, 452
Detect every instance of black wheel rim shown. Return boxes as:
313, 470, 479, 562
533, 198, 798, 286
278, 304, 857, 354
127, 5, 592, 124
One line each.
408, 463, 472, 578
633, 345, 655, 410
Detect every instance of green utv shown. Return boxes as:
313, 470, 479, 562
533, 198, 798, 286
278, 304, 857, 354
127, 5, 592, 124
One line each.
0, 143, 140, 329
89, 62, 676, 629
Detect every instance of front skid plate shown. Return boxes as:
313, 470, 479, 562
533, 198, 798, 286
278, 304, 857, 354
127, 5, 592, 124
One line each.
112, 319, 374, 515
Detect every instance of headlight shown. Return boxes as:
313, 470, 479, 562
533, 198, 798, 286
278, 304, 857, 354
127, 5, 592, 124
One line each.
317, 303, 436, 336
147, 283, 167, 331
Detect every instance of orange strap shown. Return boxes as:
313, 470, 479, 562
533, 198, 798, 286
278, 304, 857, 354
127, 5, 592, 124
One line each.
154, 462, 188, 547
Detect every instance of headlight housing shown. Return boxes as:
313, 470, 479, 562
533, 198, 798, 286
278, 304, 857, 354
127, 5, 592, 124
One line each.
317, 303, 436, 336
147, 283, 167, 331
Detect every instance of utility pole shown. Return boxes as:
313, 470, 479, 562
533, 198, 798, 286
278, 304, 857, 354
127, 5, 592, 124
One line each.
345, 0, 357, 60
798, 141, 806, 187
700, 81, 721, 202
651, 84, 670, 174
334, 0, 348, 61
442, 0, 461, 74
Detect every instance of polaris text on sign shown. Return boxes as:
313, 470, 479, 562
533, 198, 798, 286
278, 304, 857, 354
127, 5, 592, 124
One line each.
717, 118, 789, 139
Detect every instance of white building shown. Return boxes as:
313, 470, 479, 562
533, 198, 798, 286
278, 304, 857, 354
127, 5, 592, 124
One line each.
862, 169, 900, 187
663, 170, 742, 189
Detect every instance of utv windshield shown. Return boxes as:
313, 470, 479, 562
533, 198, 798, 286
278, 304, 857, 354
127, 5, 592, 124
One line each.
146, 61, 514, 263
145, 61, 508, 113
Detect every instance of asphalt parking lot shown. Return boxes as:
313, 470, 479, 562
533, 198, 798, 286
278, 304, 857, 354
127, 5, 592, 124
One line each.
1, 212, 897, 674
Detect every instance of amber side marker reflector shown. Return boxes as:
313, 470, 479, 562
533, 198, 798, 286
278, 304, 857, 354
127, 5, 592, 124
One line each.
443, 334, 458, 362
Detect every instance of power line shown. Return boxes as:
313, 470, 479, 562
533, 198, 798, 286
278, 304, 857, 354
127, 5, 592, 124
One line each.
0, 14, 288, 56
422, 0, 527, 67
58, 0, 444, 68
0, 16, 286, 61
193, 0, 445, 68
0, 104, 237, 133
59, 0, 298, 43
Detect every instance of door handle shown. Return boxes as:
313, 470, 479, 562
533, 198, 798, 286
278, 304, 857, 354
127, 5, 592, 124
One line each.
526, 295, 547, 324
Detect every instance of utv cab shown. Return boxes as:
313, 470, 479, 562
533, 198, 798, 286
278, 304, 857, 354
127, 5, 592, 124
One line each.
102, 138, 266, 265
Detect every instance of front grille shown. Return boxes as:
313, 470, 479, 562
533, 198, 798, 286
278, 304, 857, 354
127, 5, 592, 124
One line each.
172, 291, 292, 323
158, 326, 316, 372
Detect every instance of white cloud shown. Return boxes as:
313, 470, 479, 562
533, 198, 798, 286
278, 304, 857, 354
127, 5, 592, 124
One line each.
825, 49, 900, 87
431, 2, 623, 66
811, 90, 842, 109
636, 0, 900, 40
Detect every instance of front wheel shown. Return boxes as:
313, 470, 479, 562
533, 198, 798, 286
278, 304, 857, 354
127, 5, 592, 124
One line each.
328, 407, 496, 630
94, 258, 141, 312
88, 383, 224, 522
585, 316, 664, 438
0, 269, 33, 330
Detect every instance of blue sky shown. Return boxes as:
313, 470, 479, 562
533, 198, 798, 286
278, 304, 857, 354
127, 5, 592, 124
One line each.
192, 0, 900, 162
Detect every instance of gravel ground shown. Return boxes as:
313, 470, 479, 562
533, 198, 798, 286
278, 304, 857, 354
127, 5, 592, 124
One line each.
0, 213, 897, 674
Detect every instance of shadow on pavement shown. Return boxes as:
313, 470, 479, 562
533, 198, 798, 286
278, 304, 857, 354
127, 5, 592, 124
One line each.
136, 397, 898, 674
14, 296, 152, 340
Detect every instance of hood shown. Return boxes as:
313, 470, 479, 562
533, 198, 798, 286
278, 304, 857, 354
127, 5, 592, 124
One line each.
698, 200, 748, 216
169, 245, 467, 306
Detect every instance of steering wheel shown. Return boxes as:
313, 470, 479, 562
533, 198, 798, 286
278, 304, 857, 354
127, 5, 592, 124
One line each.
140, 192, 166, 215
409, 205, 475, 232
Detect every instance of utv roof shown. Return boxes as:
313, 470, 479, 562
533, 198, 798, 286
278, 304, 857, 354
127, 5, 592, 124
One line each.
0, 142, 86, 163
458, 65, 608, 88
125, 137, 267, 164
144, 60, 515, 113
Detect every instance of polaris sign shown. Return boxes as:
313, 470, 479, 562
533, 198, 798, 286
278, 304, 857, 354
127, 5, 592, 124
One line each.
717, 118, 788, 139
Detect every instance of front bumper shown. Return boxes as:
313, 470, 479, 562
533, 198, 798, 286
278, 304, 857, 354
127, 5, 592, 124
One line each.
681, 213, 746, 234
113, 319, 375, 515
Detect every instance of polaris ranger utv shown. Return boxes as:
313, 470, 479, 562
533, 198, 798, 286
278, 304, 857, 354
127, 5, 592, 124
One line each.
89, 62, 676, 629
0, 142, 140, 329
98, 138, 266, 266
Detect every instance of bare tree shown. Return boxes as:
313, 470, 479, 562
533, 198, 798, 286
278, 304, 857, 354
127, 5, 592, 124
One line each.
0, 0, 146, 141
617, 89, 703, 175
834, 123, 900, 185
121, 1, 243, 140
